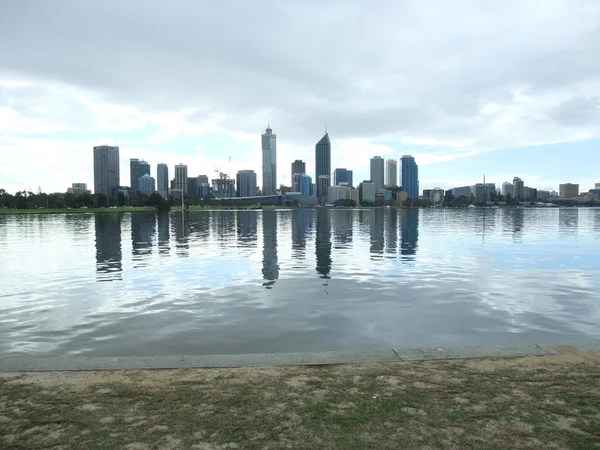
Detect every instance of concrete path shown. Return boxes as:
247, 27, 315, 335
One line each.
1, 342, 599, 372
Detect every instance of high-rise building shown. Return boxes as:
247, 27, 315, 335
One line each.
523, 187, 537, 201
400, 155, 419, 200
197, 175, 209, 185
291, 160, 305, 182
453, 186, 472, 198
502, 182, 513, 197
359, 181, 376, 204
138, 174, 155, 195
385, 159, 397, 187
315, 133, 331, 199
236, 170, 257, 197
596, 183, 600, 189
262, 125, 277, 196
317, 175, 330, 204
93, 145, 120, 195
187, 177, 199, 196
471, 184, 485, 204
346, 188, 359, 204
327, 185, 348, 204
292, 173, 303, 192
370, 156, 385, 190
333, 168, 353, 187
299, 174, 312, 196
174, 164, 188, 195
157, 163, 169, 198
513, 177, 524, 199
130, 159, 150, 193
559, 183, 579, 198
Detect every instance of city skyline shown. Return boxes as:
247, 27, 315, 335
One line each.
2, 2, 599, 194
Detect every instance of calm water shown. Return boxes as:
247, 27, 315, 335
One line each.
1, 208, 599, 357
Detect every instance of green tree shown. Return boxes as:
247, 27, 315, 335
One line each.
403, 196, 413, 207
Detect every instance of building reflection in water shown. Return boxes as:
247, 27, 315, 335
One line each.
262, 211, 279, 288
212, 211, 236, 248
315, 208, 332, 279
559, 208, 579, 235
131, 212, 155, 267
511, 208, 525, 241
157, 212, 170, 257
332, 210, 353, 249
370, 208, 385, 258
172, 211, 189, 258
236, 211, 258, 248
291, 209, 313, 260
400, 208, 419, 259
95, 213, 123, 281
385, 209, 398, 256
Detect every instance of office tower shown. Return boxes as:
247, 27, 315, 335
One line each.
157, 163, 169, 198
299, 174, 312, 196
72, 183, 87, 191
559, 183, 579, 198
236, 170, 257, 197
346, 188, 359, 203
502, 182, 513, 197
197, 175, 209, 185
315, 133, 331, 199
513, 177, 524, 199
370, 156, 385, 190
317, 175, 330, 203
292, 173, 303, 192
130, 159, 150, 193
359, 181, 376, 204
187, 177, 199, 196
327, 185, 348, 204
93, 145, 120, 195
262, 125, 277, 196
471, 184, 485, 203
400, 155, 419, 199
333, 168, 353, 187
596, 183, 600, 189
385, 159, 397, 187
199, 183, 210, 198
174, 164, 188, 195
291, 160, 305, 181
138, 174, 156, 195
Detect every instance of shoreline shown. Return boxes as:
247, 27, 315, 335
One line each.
2, 341, 599, 372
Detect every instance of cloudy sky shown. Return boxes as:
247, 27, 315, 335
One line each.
1, 0, 599, 194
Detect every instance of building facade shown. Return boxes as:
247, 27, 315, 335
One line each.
453, 186, 472, 198
291, 160, 305, 182
502, 182, 513, 197
199, 183, 210, 198
559, 183, 579, 198
315, 133, 331, 199
262, 125, 277, 196
370, 156, 385, 190
327, 185, 347, 204
513, 177, 524, 199
299, 174, 312, 196
174, 164, 188, 195
385, 159, 397, 187
537, 190, 550, 201
138, 174, 155, 195
346, 188, 359, 204
359, 181, 376, 204
93, 145, 120, 195
157, 163, 169, 198
334, 168, 353, 187
400, 155, 419, 200
130, 159, 150, 193
236, 170, 257, 197
72, 183, 87, 191
471, 184, 485, 203
317, 175, 330, 204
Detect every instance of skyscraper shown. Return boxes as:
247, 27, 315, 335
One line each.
385, 159, 397, 187
130, 159, 150, 193
93, 145, 120, 195
236, 170, 257, 197
400, 155, 419, 200
157, 163, 169, 198
315, 133, 331, 199
370, 156, 385, 190
334, 168, 353, 187
291, 160, 306, 180
174, 164, 188, 195
513, 177, 524, 200
262, 125, 277, 195
138, 174, 155, 195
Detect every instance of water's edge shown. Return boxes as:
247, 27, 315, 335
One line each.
2, 342, 599, 372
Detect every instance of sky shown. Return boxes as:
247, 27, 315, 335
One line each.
1, 0, 599, 194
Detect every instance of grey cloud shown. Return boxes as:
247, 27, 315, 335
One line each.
1, 0, 600, 149
549, 97, 600, 127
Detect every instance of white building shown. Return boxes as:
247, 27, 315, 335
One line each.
347, 188, 359, 203
261, 125, 277, 195
327, 185, 348, 204
138, 174, 156, 195
174, 164, 188, 195
385, 159, 397, 187
502, 182, 513, 197
370, 156, 385, 190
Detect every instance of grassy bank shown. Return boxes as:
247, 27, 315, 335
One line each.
0, 207, 155, 214
1, 348, 599, 449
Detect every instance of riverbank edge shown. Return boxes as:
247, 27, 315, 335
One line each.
2, 341, 599, 372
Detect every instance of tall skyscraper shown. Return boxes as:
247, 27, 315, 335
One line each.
130, 159, 150, 193
502, 181, 513, 197
370, 156, 385, 190
174, 164, 188, 195
262, 125, 277, 195
400, 155, 419, 200
138, 174, 155, 195
299, 174, 312, 196
385, 159, 397, 187
513, 177, 524, 199
93, 145, 120, 195
559, 183, 579, 198
315, 133, 331, 199
334, 168, 353, 187
291, 160, 306, 181
157, 163, 169, 198
236, 170, 257, 197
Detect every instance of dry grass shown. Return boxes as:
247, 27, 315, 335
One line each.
1, 350, 600, 449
